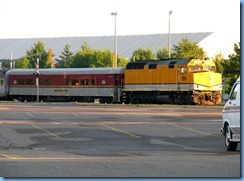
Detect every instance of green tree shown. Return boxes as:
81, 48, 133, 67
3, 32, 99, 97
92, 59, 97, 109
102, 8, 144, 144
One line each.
131, 48, 156, 61
71, 42, 94, 68
221, 42, 240, 93
118, 56, 129, 67
26, 41, 51, 68
71, 42, 128, 68
156, 46, 169, 59
0, 60, 10, 69
171, 38, 206, 59
58, 44, 74, 68
15, 57, 30, 68
214, 52, 225, 73
93, 49, 112, 67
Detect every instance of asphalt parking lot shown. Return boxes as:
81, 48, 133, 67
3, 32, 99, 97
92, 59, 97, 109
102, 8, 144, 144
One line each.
0, 102, 240, 177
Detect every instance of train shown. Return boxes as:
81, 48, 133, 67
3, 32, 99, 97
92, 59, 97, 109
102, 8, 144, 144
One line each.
0, 58, 223, 105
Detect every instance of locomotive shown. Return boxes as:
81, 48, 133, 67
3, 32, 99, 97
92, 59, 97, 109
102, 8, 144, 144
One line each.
0, 58, 222, 105
123, 58, 222, 105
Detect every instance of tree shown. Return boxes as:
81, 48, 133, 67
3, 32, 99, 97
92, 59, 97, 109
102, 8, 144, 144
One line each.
15, 57, 30, 68
26, 41, 51, 68
118, 56, 130, 67
71, 42, 128, 68
131, 48, 156, 61
221, 42, 240, 93
57, 44, 74, 68
214, 52, 225, 73
171, 38, 206, 59
71, 42, 94, 68
156, 46, 169, 60
93, 49, 112, 67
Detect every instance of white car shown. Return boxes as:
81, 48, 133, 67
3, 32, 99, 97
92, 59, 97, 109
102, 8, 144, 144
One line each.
221, 76, 240, 151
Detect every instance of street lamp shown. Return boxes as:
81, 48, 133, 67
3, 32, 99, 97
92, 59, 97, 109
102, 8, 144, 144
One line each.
111, 12, 117, 67
168, 10, 173, 58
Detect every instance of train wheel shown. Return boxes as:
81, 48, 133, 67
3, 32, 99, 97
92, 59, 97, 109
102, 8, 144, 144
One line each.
197, 96, 203, 105
131, 96, 138, 104
18, 96, 24, 102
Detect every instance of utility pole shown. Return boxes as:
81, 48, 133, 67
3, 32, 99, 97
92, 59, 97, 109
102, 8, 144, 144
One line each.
35, 58, 40, 102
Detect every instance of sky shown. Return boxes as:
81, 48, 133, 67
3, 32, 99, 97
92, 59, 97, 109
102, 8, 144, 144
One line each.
0, 0, 240, 58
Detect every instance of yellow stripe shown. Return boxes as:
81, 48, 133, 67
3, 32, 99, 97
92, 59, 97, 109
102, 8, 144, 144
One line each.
25, 112, 34, 117
168, 123, 218, 137
32, 124, 62, 139
99, 123, 141, 139
119, 152, 139, 157
0, 151, 23, 159
72, 113, 79, 117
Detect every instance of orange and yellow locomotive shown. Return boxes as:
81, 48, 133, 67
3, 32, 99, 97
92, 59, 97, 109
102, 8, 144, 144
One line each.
123, 58, 222, 105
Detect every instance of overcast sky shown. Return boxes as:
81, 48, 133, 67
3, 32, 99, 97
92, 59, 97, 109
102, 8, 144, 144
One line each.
0, 0, 240, 57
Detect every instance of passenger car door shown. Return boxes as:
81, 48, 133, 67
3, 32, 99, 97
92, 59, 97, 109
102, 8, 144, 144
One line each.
0, 78, 5, 97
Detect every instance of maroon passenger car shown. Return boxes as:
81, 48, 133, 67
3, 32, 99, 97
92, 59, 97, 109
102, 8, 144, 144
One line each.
6, 68, 125, 103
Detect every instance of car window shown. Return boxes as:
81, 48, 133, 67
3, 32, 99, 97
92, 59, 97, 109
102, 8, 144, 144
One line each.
230, 83, 240, 100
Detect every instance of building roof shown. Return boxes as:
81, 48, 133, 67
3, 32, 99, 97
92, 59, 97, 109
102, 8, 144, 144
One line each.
0, 32, 212, 60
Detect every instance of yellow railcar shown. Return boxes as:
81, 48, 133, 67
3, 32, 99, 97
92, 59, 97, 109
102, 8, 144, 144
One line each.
123, 58, 222, 105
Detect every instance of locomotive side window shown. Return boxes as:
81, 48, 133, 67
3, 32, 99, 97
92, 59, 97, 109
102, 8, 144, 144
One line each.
17, 79, 25, 85
0, 79, 3, 85
26, 79, 34, 85
180, 67, 186, 74
169, 61, 177, 68
149, 64, 157, 69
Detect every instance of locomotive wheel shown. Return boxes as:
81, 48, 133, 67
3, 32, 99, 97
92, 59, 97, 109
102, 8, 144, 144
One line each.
197, 96, 203, 105
131, 97, 138, 104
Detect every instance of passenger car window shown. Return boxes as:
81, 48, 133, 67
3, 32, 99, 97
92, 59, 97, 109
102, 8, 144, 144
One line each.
230, 83, 240, 100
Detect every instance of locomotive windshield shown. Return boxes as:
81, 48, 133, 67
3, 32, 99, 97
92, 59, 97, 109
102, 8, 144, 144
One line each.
189, 65, 216, 72
189, 66, 203, 71
204, 66, 216, 71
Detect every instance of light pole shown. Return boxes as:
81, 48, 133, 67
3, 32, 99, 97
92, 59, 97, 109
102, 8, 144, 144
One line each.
111, 12, 117, 67
168, 10, 173, 58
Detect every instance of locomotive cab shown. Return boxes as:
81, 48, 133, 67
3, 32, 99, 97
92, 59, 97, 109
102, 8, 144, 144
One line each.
187, 58, 222, 105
